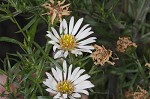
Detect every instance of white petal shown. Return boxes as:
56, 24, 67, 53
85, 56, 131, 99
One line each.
51, 27, 60, 38
64, 51, 68, 58
54, 92, 61, 98
48, 41, 58, 45
76, 24, 90, 37
45, 88, 57, 94
78, 37, 96, 46
63, 60, 67, 80
73, 74, 90, 85
70, 67, 80, 81
53, 45, 58, 52
48, 42, 61, 51
63, 94, 67, 98
43, 79, 56, 90
59, 21, 63, 34
77, 31, 94, 41
56, 66, 63, 81
54, 50, 64, 59
74, 81, 94, 90
69, 96, 75, 99
48, 41, 60, 52
48, 40, 55, 44
71, 49, 82, 56
45, 72, 57, 86
75, 27, 91, 40
72, 93, 81, 98
51, 68, 60, 82
71, 69, 85, 82
74, 90, 89, 95
78, 45, 94, 50
76, 31, 94, 41
69, 17, 74, 34
46, 31, 59, 42
67, 65, 72, 81
71, 18, 83, 35
62, 19, 68, 34
77, 48, 93, 53
59, 97, 65, 99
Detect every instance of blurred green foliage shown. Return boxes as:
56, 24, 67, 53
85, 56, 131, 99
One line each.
0, 0, 150, 98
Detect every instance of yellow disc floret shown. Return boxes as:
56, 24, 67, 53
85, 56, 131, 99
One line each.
56, 80, 74, 94
59, 34, 76, 51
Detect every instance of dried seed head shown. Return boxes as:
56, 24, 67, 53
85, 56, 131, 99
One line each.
91, 44, 117, 66
145, 63, 150, 68
116, 37, 137, 53
42, 0, 71, 24
124, 90, 133, 98
124, 86, 149, 99
133, 86, 149, 99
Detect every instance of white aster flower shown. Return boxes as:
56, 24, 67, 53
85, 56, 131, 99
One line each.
43, 60, 94, 99
46, 16, 96, 58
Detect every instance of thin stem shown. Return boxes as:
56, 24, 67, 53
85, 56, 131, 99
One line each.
12, 17, 28, 40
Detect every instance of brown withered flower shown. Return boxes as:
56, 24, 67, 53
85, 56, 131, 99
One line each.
145, 63, 150, 74
145, 63, 150, 68
116, 37, 137, 53
133, 86, 149, 99
42, 0, 71, 24
91, 44, 117, 66
124, 90, 133, 99
124, 86, 149, 99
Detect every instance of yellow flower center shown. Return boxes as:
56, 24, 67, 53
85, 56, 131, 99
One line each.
59, 34, 76, 51
56, 80, 74, 94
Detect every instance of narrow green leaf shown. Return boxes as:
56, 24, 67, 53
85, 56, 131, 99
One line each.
28, 17, 40, 41
0, 37, 23, 47
16, 16, 37, 33
0, 69, 6, 75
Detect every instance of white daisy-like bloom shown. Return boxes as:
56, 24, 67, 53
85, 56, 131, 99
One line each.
46, 16, 96, 58
43, 60, 94, 99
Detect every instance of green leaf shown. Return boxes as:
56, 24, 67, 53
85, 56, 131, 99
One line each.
0, 69, 6, 75
0, 11, 22, 22
16, 16, 37, 33
28, 17, 40, 42
0, 14, 11, 22
0, 37, 23, 47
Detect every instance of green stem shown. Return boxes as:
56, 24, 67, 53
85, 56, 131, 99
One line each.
12, 17, 28, 40
88, 65, 101, 75
132, 53, 147, 83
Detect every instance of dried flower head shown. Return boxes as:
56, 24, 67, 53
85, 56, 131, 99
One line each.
145, 63, 150, 68
124, 86, 149, 99
42, 0, 71, 24
91, 44, 116, 66
116, 37, 137, 53
124, 90, 133, 99
133, 86, 149, 99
